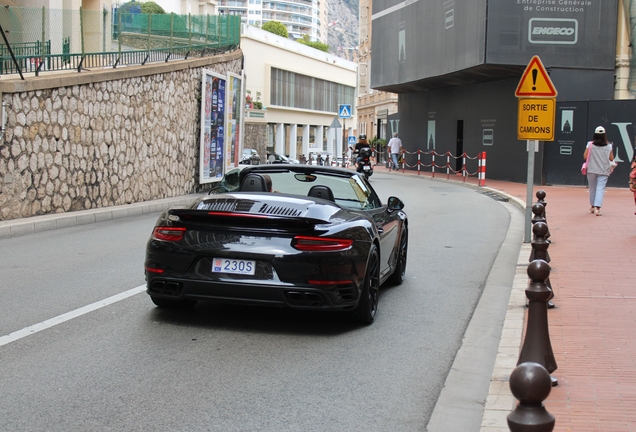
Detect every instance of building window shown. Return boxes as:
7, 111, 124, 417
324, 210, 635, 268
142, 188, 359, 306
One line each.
270, 67, 355, 112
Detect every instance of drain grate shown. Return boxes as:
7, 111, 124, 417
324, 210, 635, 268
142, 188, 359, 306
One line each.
479, 190, 510, 202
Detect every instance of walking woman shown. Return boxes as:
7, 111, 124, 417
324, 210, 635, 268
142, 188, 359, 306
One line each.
584, 126, 614, 216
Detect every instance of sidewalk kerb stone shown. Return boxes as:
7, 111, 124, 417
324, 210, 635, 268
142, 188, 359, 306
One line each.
33, 219, 58, 233
76, 213, 97, 226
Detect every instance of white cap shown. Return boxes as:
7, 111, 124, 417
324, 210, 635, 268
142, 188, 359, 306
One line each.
595, 126, 605, 134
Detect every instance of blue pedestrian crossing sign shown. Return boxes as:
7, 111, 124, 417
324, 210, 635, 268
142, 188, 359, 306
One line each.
338, 104, 352, 119
348, 136, 356, 146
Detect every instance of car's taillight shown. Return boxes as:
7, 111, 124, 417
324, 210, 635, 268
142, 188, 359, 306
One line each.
308, 279, 353, 286
153, 226, 186, 241
145, 266, 165, 274
291, 236, 353, 251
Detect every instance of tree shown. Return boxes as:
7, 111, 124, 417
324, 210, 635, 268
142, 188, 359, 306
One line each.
141, 2, 166, 14
262, 21, 288, 38
119, 1, 166, 14
298, 35, 329, 52
118, 1, 141, 13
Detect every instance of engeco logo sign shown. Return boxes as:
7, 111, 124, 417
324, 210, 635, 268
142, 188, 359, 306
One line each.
528, 18, 578, 45
533, 27, 575, 36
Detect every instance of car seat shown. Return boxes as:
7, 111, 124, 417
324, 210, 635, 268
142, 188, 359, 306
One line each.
240, 173, 269, 192
307, 185, 335, 202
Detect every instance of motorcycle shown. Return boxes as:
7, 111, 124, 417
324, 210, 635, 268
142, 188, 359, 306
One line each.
355, 146, 374, 179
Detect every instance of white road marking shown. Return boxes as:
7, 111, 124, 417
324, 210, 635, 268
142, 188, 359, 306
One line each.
0, 285, 146, 348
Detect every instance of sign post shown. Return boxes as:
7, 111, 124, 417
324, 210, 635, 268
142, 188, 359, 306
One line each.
515, 56, 557, 242
338, 104, 352, 166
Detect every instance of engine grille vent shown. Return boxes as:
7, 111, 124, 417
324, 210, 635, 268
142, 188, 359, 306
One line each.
257, 203, 303, 217
199, 198, 305, 218
200, 198, 256, 212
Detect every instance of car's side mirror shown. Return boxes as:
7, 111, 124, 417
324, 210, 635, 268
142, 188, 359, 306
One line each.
387, 196, 404, 211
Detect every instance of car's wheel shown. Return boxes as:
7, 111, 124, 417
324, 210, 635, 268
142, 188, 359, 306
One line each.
150, 296, 197, 309
353, 245, 380, 324
388, 226, 408, 285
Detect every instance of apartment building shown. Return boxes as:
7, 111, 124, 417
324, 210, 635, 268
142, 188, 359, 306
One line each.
218, 0, 327, 44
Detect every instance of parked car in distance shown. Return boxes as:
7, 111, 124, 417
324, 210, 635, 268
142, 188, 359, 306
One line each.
267, 153, 299, 164
240, 149, 261, 165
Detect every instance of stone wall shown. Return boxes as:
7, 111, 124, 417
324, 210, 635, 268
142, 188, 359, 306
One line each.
243, 122, 267, 162
0, 50, 242, 221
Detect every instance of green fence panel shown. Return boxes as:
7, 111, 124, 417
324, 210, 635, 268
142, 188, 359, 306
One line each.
0, 6, 240, 76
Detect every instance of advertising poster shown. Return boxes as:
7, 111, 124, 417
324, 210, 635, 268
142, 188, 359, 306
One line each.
199, 69, 227, 184
225, 72, 244, 172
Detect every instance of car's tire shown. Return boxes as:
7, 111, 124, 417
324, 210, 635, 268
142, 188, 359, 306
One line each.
388, 226, 408, 285
150, 296, 197, 309
353, 245, 380, 324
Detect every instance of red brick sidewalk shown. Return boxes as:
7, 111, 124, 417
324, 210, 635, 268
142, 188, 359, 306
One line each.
386, 166, 636, 431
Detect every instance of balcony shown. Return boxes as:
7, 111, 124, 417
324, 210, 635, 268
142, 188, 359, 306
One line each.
262, 12, 312, 26
219, 0, 248, 6
219, 8, 248, 16
267, 0, 313, 7
262, 3, 311, 16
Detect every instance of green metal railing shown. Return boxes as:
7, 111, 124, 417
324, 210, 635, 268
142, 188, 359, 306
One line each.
0, 7, 240, 78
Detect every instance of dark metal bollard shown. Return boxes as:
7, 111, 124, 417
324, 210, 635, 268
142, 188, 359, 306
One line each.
531, 222, 555, 308
536, 190, 547, 222
531, 203, 551, 241
507, 362, 555, 432
518, 260, 558, 385
531, 222, 550, 263
529, 219, 550, 263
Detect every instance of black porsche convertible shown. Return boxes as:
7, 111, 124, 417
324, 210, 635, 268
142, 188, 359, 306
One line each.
144, 165, 408, 324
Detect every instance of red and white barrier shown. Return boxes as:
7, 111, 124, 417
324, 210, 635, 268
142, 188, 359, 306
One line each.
382, 148, 487, 186
478, 151, 487, 187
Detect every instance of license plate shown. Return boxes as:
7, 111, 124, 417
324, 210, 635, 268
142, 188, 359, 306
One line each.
212, 258, 256, 275
363, 165, 371, 171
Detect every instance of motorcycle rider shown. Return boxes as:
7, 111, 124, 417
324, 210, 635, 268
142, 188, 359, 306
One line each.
354, 134, 369, 166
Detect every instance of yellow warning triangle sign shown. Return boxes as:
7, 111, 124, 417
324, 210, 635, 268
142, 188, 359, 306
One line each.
515, 56, 558, 98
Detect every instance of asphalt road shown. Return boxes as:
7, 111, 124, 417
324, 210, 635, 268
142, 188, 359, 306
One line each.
0, 171, 511, 431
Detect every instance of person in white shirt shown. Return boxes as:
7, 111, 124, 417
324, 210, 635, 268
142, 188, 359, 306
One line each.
388, 132, 402, 171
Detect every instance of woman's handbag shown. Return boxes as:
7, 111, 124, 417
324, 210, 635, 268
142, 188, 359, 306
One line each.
581, 143, 591, 175
610, 160, 618, 174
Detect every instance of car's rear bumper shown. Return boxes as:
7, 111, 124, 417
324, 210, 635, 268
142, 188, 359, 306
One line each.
146, 276, 360, 311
